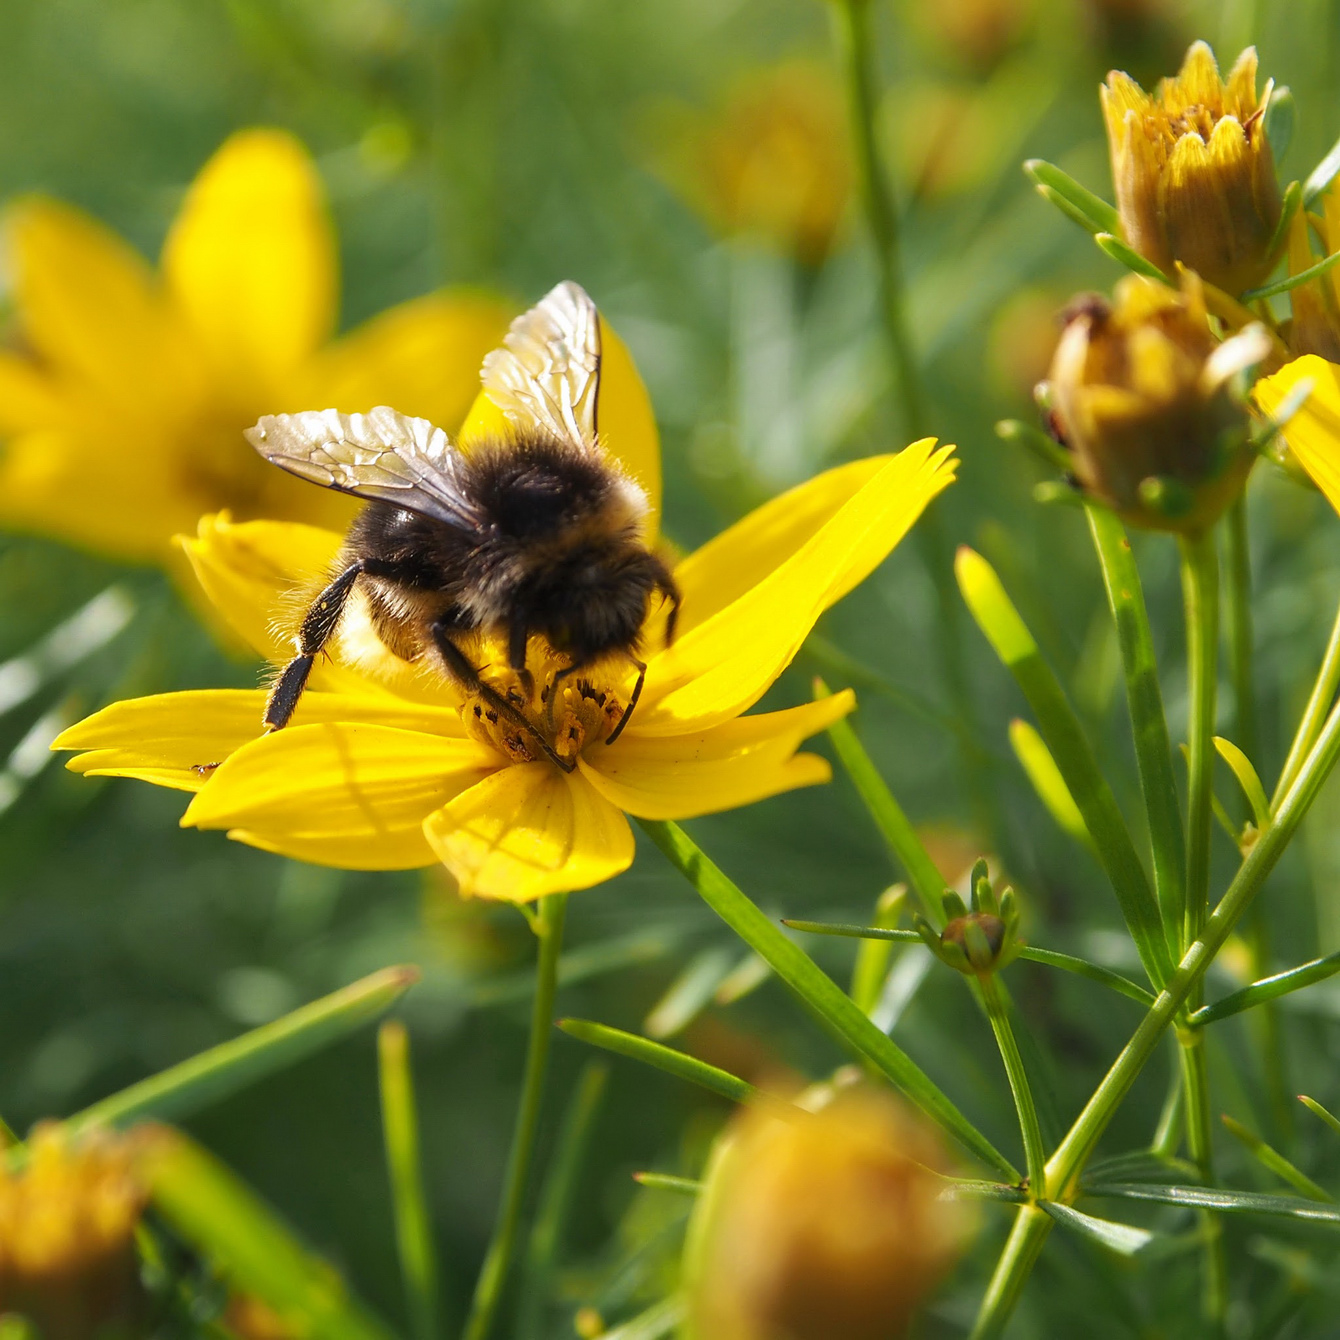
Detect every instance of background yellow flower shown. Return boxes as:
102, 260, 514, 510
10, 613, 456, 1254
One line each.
0, 129, 510, 562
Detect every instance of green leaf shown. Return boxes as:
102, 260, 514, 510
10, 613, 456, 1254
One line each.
1214, 736, 1271, 833
1087, 1182, 1340, 1225
1041, 1201, 1154, 1255
64, 966, 418, 1138
851, 884, 906, 1016
782, 920, 1155, 1006
638, 818, 1019, 1180
643, 946, 736, 1040
633, 1172, 702, 1196
1023, 159, 1120, 235
1265, 86, 1295, 165
1299, 1095, 1340, 1139
1094, 232, 1170, 282
1304, 128, 1340, 203
140, 1129, 395, 1340
1242, 245, 1340, 302
603, 1298, 684, 1340
713, 952, 772, 1006
1009, 718, 1094, 854
558, 1018, 755, 1104
956, 548, 1172, 986
1263, 179, 1303, 268
377, 1021, 439, 1340
814, 679, 945, 923
1188, 948, 1340, 1026
1220, 1114, 1333, 1202
995, 418, 1071, 474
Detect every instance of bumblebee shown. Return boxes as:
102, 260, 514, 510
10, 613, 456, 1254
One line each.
244, 282, 679, 771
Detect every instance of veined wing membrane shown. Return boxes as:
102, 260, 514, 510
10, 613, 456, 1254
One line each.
481, 280, 602, 448
245, 406, 482, 531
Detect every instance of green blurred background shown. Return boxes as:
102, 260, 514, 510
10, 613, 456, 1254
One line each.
4, 0, 1340, 1334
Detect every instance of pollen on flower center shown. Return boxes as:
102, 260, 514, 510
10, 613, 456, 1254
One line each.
460, 660, 626, 768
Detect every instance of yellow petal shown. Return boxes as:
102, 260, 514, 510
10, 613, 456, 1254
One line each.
580, 691, 852, 819
1254, 355, 1340, 510
423, 763, 633, 901
458, 317, 662, 537
635, 441, 956, 735
304, 289, 512, 431
55, 688, 465, 792
182, 721, 496, 873
4, 197, 183, 415
0, 351, 62, 434
670, 455, 892, 636
162, 129, 335, 402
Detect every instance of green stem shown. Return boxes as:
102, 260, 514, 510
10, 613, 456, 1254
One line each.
982, 975, 1048, 1196
1087, 507, 1184, 951
637, 817, 1019, 1179
1274, 597, 1340, 807
1180, 529, 1219, 954
1178, 1030, 1227, 1319
462, 893, 568, 1340
970, 1204, 1053, 1340
1224, 498, 1257, 763
983, 692, 1340, 1329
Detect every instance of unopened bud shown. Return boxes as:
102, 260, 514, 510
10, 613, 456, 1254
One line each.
917, 858, 1021, 976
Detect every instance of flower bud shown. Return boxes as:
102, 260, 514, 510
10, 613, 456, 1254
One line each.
685, 1087, 973, 1340
916, 858, 1021, 976
1042, 273, 1269, 533
1101, 42, 1281, 295
0, 1125, 149, 1340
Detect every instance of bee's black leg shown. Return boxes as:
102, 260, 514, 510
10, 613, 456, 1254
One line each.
508, 617, 534, 702
265, 558, 400, 731
605, 655, 647, 745
431, 621, 573, 773
656, 571, 681, 647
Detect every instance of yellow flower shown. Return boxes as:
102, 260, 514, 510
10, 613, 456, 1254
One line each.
684, 1085, 973, 1340
0, 1124, 148, 1340
645, 62, 852, 265
1101, 41, 1281, 296
1253, 354, 1340, 510
54, 305, 954, 901
1044, 272, 1268, 533
0, 129, 510, 562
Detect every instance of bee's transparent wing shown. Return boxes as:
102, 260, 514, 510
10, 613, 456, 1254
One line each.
481, 280, 602, 449
245, 407, 483, 531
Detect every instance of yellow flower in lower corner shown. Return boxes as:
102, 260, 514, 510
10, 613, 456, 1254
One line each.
54, 442, 955, 902
0, 129, 510, 562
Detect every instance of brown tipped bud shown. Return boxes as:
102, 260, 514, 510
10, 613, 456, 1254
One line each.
1101, 42, 1282, 296
0, 1125, 149, 1339
1046, 272, 1268, 533
685, 1087, 974, 1340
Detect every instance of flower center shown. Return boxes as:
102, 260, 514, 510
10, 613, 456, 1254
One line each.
460, 657, 626, 768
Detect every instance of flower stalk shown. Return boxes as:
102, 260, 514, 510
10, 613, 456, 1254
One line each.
463, 892, 569, 1340
980, 974, 1047, 1198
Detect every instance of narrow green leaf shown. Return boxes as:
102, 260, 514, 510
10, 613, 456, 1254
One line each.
1304, 128, 1340, 203
1299, 1095, 1340, 1139
1094, 232, 1170, 282
632, 1172, 702, 1196
815, 679, 945, 922
995, 418, 1071, 475
1009, 718, 1094, 854
643, 946, 735, 1040
1264, 179, 1303, 266
1041, 1201, 1154, 1255
1087, 1182, 1340, 1224
558, 1018, 754, 1105
1214, 736, 1271, 833
639, 819, 1020, 1180
378, 1021, 439, 1340
713, 952, 772, 1006
140, 1129, 394, 1340
1087, 506, 1184, 951
1220, 1114, 1332, 1201
1023, 159, 1120, 234
956, 548, 1171, 986
782, 920, 1155, 1006
1265, 86, 1295, 165
66, 966, 418, 1138
1188, 948, 1340, 1026
851, 884, 906, 1016
941, 1178, 1029, 1204
1242, 246, 1340, 302
602, 1297, 684, 1340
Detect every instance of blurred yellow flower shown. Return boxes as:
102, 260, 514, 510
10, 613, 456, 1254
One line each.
1102, 42, 1281, 296
684, 1084, 973, 1340
0, 129, 510, 562
1282, 182, 1340, 362
0, 1124, 148, 1340
1045, 272, 1268, 533
1254, 355, 1340, 512
54, 314, 954, 901
647, 62, 852, 264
